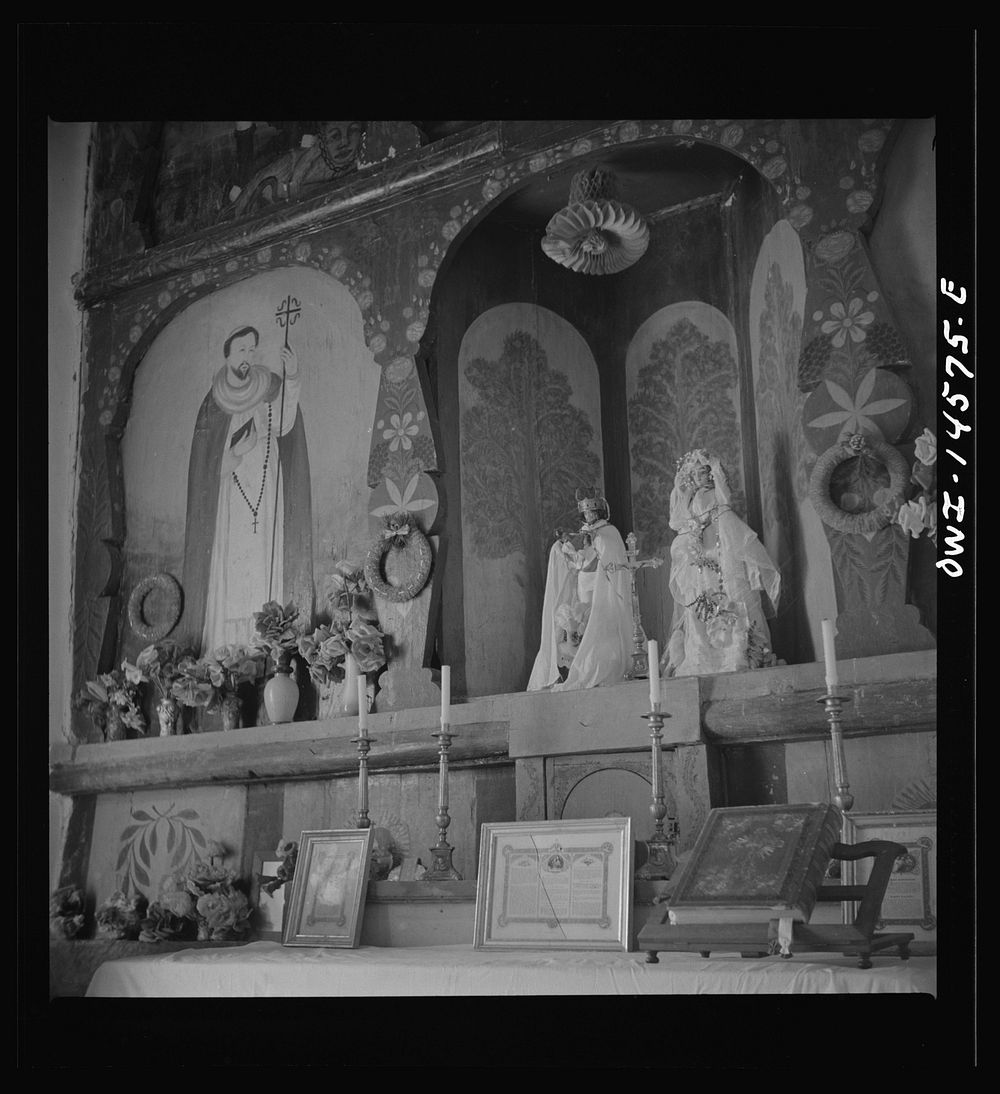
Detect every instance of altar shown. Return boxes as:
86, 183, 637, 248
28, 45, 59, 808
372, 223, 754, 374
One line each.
84, 940, 935, 997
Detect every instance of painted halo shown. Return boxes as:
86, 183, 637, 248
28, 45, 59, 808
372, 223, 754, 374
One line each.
364, 523, 433, 602
808, 437, 909, 535
127, 572, 183, 642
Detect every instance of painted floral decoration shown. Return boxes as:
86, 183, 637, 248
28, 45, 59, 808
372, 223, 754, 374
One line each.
382, 411, 421, 452
896, 428, 938, 544
820, 297, 875, 347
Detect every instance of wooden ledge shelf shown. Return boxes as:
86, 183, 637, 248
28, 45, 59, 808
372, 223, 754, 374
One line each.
49, 651, 935, 797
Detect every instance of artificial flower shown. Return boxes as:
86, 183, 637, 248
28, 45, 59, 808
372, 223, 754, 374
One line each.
913, 428, 937, 467
95, 890, 148, 940
897, 498, 930, 539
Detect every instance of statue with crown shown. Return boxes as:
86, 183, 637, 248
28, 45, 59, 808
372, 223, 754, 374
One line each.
661, 449, 780, 678
527, 488, 635, 691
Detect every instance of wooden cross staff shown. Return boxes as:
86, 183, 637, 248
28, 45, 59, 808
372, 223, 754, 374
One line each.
267, 294, 301, 600
605, 532, 663, 680
275, 294, 301, 347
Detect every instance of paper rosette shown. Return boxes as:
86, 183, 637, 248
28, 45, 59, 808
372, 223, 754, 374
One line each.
541, 198, 650, 275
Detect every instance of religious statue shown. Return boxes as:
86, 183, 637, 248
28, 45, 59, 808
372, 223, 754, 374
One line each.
181, 297, 313, 655
527, 491, 634, 691
224, 120, 366, 218
661, 449, 780, 677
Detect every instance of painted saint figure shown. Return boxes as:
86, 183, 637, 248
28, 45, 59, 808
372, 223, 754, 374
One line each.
182, 324, 312, 654
527, 492, 634, 691
225, 121, 366, 218
661, 449, 779, 677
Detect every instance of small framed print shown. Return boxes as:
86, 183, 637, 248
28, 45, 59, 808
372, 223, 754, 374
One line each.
282, 829, 373, 948
841, 811, 937, 945
474, 817, 633, 952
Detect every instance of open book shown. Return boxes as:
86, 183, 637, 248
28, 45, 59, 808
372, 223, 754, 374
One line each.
666, 803, 842, 925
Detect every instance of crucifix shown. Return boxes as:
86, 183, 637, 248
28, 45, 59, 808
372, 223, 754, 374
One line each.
275, 294, 301, 347
604, 532, 663, 680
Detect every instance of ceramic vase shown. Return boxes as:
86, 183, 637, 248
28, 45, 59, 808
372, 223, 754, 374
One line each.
341, 652, 361, 716
264, 654, 299, 724
105, 706, 126, 742
219, 693, 242, 732
157, 696, 180, 737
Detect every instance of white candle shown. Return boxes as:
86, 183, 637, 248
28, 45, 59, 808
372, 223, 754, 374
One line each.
440, 665, 451, 725
357, 676, 368, 734
821, 618, 838, 689
648, 640, 661, 706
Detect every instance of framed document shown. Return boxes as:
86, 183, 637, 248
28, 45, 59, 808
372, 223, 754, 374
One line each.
474, 818, 633, 951
282, 829, 373, 948
841, 811, 937, 944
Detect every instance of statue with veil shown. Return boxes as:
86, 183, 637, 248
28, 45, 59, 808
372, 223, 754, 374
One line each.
527, 490, 634, 691
661, 449, 780, 677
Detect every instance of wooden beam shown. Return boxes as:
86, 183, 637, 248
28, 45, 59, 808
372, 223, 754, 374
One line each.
49, 719, 510, 796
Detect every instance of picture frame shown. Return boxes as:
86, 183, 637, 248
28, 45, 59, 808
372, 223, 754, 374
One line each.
281, 828, 374, 948
474, 817, 634, 951
251, 851, 288, 942
840, 811, 937, 946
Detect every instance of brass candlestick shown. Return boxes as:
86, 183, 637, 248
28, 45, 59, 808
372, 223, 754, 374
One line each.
351, 729, 375, 829
636, 702, 679, 880
422, 723, 463, 880
817, 691, 854, 812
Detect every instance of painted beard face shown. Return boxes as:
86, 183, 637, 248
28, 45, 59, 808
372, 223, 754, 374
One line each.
226, 333, 257, 381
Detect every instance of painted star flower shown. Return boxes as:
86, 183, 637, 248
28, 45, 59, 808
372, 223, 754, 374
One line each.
382, 412, 420, 451
371, 474, 436, 517
820, 297, 875, 347
807, 368, 907, 440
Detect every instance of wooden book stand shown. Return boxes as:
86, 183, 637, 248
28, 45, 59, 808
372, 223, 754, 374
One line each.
637, 840, 914, 969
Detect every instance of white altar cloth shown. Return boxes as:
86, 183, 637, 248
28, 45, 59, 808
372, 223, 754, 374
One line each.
85, 941, 935, 997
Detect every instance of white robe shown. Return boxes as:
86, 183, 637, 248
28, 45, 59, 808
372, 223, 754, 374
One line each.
202, 372, 301, 653
527, 520, 634, 691
664, 486, 780, 677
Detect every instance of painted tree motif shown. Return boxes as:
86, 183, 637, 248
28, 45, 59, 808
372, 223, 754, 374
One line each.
628, 317, 743, 553
461, 329, 601, 560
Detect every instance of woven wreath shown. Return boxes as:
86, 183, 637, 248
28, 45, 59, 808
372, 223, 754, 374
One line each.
364, 517, 433, 602
808, 435, 909, 535
127, 572, 183, 642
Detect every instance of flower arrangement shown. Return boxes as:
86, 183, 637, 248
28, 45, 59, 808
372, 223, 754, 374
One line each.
95, 889, 148, 940
49, 886, 87, 940
260, 838, 298, 897
896, 428, 937, 543
139, 842, 252, 942
202, 644, 268, 695
253, 599, 303, 670
122, 640, 191, 699
73, 667, 147, 741
298, 563, 387, 684
169, 655, 217, 711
